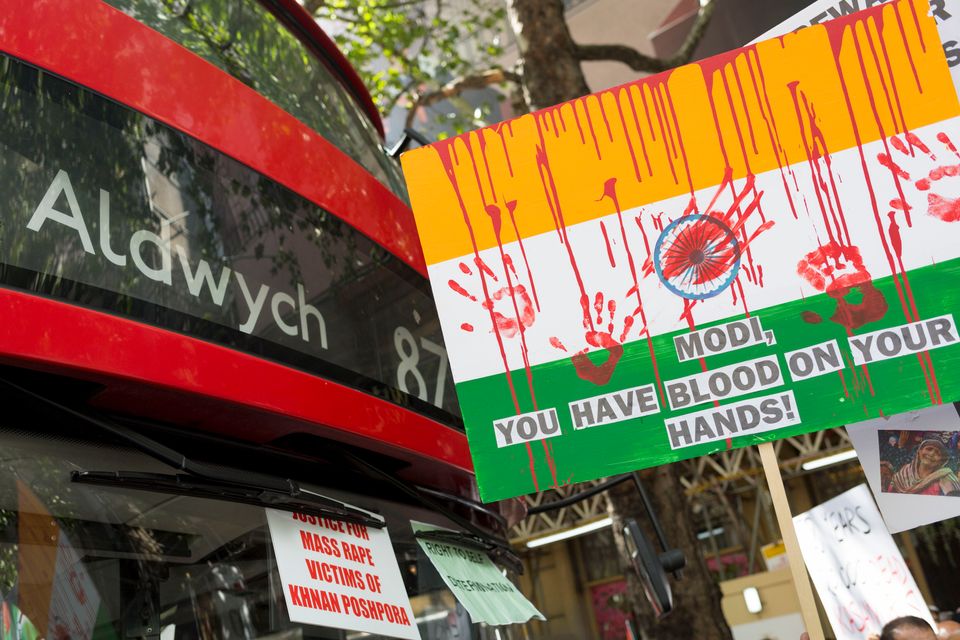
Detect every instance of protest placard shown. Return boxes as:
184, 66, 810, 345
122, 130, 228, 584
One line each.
402, 0, 960, 502
265, 509, 420, 640
793, 484, 934, 640
847, 403, 960, 532
16, 481, 100, 640
412, 522, 544, 626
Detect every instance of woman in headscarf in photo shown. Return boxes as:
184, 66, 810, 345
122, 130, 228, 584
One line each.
886, 439, 960, 496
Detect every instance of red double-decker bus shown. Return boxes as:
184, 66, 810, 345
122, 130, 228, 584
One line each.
0, 1, 525, 637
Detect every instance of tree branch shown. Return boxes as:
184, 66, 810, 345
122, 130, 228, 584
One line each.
303, 0, 324, 15
371, 0, 425, 9
383, 78, 419, 114
576, 0, 716, 73
405, 67, 521, 128
307, 0, 427, 17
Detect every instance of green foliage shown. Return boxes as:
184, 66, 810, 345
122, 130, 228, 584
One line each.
105, 0, 408, 195
312, 0, 509, 133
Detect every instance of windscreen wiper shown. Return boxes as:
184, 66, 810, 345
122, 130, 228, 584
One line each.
415, 485, 507, 529
328, 444, 524, 574
0, 378, 384, 528
72, 470, 382, 528
414, 529, 523, 575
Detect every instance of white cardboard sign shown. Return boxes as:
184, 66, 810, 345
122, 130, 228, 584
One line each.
846, 404, 960, 532
17, 480, 101, 640
49, 530, 100, 640
753, 0, 960, 95
793, 484, 934, 640
265, 508, 421, 640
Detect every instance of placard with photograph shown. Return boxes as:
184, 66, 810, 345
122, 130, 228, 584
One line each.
847, 404, 960, 533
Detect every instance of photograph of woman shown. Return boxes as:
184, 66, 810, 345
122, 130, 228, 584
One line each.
879, 431, 960, 497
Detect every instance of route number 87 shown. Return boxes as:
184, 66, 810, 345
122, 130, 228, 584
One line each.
394, 326, 449, 408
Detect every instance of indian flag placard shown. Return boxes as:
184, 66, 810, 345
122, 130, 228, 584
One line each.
401, 0, 960, 502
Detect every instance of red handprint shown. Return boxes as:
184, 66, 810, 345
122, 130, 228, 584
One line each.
797, 242, 888, 331
484, 284, 535, 338
551, 291, 639, 386
448, 258, 536, 338
883, 131, 960, 222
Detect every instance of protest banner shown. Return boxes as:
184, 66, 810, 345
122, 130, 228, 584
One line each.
847, 403, 960, 532
412, 522, 544, 625
402, 0, 960, 502
16, 481, 100, 640
265, 509, 420, 640
793, 484, 934, 640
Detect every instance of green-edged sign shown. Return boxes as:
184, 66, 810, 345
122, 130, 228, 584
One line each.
402, 0, 960, 501
412, 522, 543, 625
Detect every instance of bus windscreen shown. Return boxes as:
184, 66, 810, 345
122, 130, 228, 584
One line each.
0, 56, 459, 424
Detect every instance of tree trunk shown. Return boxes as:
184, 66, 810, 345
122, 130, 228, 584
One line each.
608, 467, 733, 640
505, 0, 590, 110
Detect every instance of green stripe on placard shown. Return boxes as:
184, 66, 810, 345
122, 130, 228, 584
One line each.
459, 258, 960, 503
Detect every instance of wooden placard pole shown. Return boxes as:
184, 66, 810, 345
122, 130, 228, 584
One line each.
757, 441, 825, 640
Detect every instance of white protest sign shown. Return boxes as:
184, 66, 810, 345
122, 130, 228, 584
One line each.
793, 484, 934, 639
846, 404, 960, 532
753, 0, 960, 93
16, 480, 100, 640
49, 532, 100, 640
265, 509, 420, 640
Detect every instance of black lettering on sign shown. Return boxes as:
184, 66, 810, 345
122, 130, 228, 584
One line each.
568, 383, 660, 430
930, 0, 951, 22
944, 40, 960, 68
827, 0, 864, 19
849, 315, 958, 365
785, 340, 843, 381
664, 391, 800, 449
492, 408, 561, 447
674, 316, 774, 362
665, 356, 782, 411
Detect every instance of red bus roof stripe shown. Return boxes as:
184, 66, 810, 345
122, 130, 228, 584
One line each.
0, 288, 472, 471
0, 0, 427, 275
